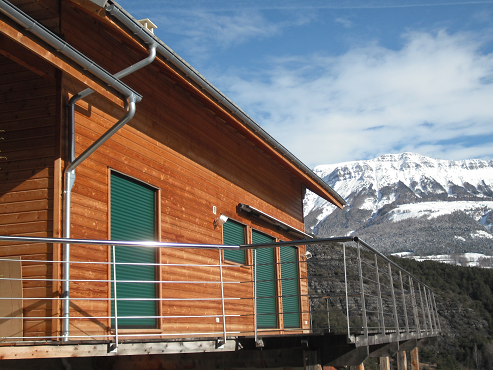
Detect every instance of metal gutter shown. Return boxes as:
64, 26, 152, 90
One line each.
105, 1, 346, 208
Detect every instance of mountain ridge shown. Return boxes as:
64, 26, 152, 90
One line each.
305, 152, 493, 255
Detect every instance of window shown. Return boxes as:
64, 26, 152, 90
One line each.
110, 171, 157, 328
252, 230, 277, 328
223, 219, 246, 264
280, 246, 300, 328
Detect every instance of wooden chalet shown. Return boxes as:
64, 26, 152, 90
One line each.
0, 0, 440, 368
0, 0, 352, 367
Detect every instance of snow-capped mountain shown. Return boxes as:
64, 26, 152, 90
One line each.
305, 152, 493, 255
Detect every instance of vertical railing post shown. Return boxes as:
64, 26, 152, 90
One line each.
62, 246, 70, 341
326, 298, 331, 332
254, 249, 258, 343
399, 271, 409, 334
356, 242, 368, 338
423, 287, 434, 335
375, 254, 385, 335
432, 292, 442, 331
112, 245, 118, 349
418, 284, 428, 335
429, 290, 438, 334
409, 277, 420, 334
219, 249, 227, 343
343, 243, 350, 336
388, 263, 399, 337
309, 299, 313, 332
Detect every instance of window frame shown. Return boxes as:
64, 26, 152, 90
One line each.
107, 169, 162, 331
222, 218, 250, 266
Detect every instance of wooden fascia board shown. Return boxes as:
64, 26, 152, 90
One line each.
0, 13, 124, 107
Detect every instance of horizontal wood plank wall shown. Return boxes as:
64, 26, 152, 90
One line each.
61, 3, 308, 338
0, 54, 57, 340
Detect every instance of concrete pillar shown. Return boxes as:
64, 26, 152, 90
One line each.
411, 347, 419, 370
349, 364, 365, 370
379, 357, 390, 370
397, 351, 407, 370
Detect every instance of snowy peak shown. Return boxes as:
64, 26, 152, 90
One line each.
304, 153, 493, 255
305, 152, 493, 217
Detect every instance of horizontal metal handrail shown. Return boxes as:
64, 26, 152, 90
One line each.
0, 234, 439, 348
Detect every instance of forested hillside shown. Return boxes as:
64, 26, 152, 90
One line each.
388, 257, 493, 369
307, 246, 493, 369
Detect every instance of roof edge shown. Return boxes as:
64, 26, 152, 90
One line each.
105, 1, 346, 208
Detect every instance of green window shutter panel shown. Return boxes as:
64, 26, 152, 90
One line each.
253, 231, 277, 328
280, 246, 300, 328
111, 172, 157, 328
223, 220, 246, 264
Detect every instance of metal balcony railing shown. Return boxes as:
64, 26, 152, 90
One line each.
0, 235, 439, 348
307, 238, 441, 344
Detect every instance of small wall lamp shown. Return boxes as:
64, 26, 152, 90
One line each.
214, 214, 228, 227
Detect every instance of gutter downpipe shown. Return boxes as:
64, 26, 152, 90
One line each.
0, 0, 140, 101
0, 0, 154, 341
104, 2, 346, 208
62, 46, 157, 342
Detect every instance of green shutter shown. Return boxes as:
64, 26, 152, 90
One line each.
280, 247, 300, 328
253, 231, 277, 328
111, 172, 156, 328
223, 220, 246, 264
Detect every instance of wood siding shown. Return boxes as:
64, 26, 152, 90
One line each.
0, 53, 58, 339
1, 0, 310, 342
58, 2, 309, 338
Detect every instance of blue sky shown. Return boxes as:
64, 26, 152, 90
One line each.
116, 0, 493, 167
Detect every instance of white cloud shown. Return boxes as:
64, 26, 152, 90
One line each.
150, 10, 285, 57
216, 30, 493, 167
335, 17, 354, 28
